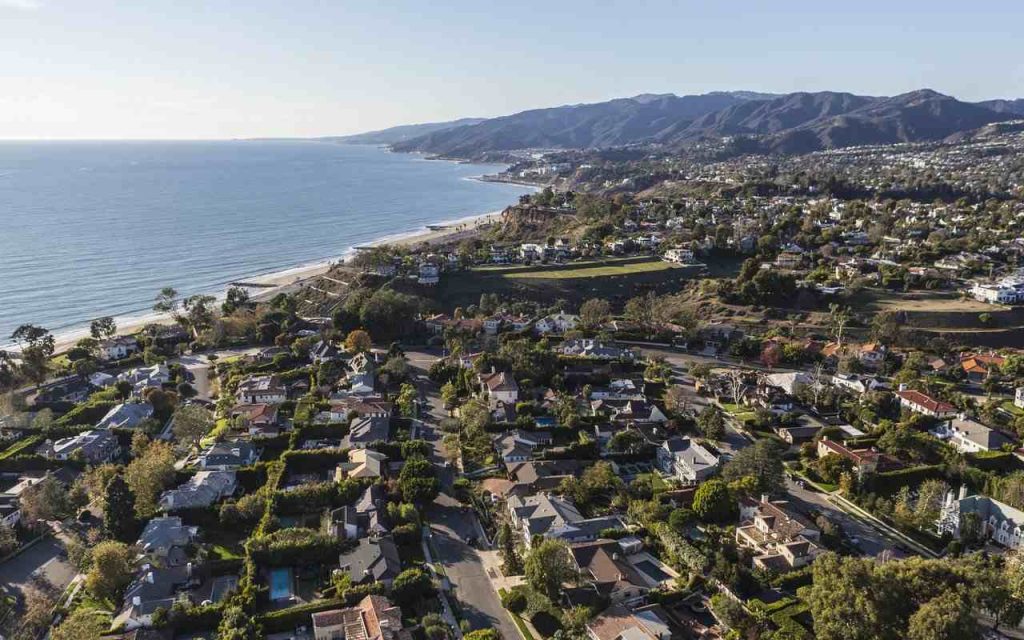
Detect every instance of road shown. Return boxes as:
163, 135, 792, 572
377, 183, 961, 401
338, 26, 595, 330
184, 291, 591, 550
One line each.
0, 536, 76, 620
405, 348, 521, 639
172, 346, 262, 401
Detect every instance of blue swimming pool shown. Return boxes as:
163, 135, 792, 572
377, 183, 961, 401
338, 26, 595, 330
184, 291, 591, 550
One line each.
634, 559, 671, 582
269, 567, 293, 600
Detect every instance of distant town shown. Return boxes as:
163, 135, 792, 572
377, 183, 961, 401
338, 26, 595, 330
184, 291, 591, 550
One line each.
3, 109, 1024, 640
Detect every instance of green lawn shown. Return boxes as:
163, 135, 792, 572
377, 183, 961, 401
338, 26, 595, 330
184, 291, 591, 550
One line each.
210, 544, 243, 560
1002, 400, 1024, 417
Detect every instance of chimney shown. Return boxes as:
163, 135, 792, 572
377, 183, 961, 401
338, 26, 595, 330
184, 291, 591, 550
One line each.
958, 485, 968, 501
760, 494, 769, 505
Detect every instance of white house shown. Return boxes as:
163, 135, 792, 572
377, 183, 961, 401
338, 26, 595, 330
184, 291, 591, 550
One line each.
895, 387, 957, 419
931, 416, 1013, 454
656, 437, 719, 484
236, 375, 287, 404
534, 312, 579, 336
98, 336, 140, 361
663, 248, 694, 264
938, 487, 1024, 549
479, 370, 519, 406
417, 262, 440, 285
1015, 387, 1024, 410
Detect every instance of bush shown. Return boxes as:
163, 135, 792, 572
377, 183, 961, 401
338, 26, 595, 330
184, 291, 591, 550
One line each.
502, 588, 528, 613
529, 610, 562, 636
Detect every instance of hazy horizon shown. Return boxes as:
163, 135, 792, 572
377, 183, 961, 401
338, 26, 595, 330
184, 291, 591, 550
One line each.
2, 0, 1022, 140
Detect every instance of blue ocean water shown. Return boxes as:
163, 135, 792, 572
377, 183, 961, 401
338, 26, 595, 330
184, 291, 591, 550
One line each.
0, 140, 529, 342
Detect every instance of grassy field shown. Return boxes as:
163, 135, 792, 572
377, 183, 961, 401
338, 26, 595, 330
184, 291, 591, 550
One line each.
855, 288, 995, 314
497, 259, 682, 280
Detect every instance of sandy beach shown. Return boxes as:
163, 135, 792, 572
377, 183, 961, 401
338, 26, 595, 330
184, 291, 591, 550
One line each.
46, 209, 503, 355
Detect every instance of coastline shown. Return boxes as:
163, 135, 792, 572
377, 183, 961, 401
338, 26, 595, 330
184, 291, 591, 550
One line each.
42, 209, 506, 355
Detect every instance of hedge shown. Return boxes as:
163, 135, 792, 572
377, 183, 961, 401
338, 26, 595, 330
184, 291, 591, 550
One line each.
273, 479, 364, 516
967, 450, 1018, 472
0, 454, 65, 472
56, 400, 117, 426
864, 465, 944, 494
261, 598, 347, 634
282, 447, 350, 474
247, 527, 353, 565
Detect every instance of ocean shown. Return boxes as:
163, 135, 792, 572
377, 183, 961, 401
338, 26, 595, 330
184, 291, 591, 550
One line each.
0, 140, 530, 345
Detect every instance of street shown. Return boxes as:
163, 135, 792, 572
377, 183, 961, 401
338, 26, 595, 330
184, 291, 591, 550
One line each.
0, 536, 76, 619
406, 348, 521, 640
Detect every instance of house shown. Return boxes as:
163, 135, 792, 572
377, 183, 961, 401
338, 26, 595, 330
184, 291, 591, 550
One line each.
1016, 387, 1024, 410
831, 373, 887, 395
229, 403, 280, 438
417, 262, 440, 285
327, 398, 392, 423
569, 539, 651, 606
736, 497, 822, 571
505, 460, 584, 495
816, 437, 878, 475
586, 604, 673, 640
508, 492, 625, 549
338, 536, 402, 586
117, 564, 199, 630
311, 594, 411, 640
534, 312, 579, 336
98, 336, 140, 361
335, 448, 388, 480
159, 471, 236, 511
96, 402, 155, 430
482, 316, 505, 335
0, 474, 49, 528
136, 517, 198, 566
932, 416, 1013, 453
479, 370, 519, 406
960, 353, 1006, 383
857, 343, 887, 369
310, 340, 342, 364
559, 339, 634, 361
38, 429, 120, 464
198, 441, 259, 470
657, 437, 718, 484
938, 486, 1024, 549
663, 248, 694, 264
119, 364, 172, 396
592, 399, 667, 425
763, 371, 813, 397
236, 375, 287, 404
494, 430, 553, 463
343, 416, 390, 449
328, 484, 389, 540
895, 388, 956, 419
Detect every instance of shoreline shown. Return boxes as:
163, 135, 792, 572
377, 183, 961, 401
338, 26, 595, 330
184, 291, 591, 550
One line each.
33, 208, 507, 356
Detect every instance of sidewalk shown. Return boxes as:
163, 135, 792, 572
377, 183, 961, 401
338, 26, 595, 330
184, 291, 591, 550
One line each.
422, 529, 462, 640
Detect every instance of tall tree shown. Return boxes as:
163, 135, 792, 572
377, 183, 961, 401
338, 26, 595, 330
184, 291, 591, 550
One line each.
692, 479, 735, 524
103, 475, 137, 542
524, 538, 576, 600
579, 298, 611, 330
11, 324, 54, 387
124, 439, 176, 517
345, 329, 372, 353
172, 404, 214, 453
89, 316, 117, 341
50, 608, 107, 640
85, 541, 134, 601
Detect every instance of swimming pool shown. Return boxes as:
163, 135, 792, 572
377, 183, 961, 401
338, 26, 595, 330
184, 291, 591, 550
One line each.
269, 567, 293, 600
634, 559, 672, 582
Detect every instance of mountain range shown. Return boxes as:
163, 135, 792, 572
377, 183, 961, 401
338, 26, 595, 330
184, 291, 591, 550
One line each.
335, 89, 1024, 158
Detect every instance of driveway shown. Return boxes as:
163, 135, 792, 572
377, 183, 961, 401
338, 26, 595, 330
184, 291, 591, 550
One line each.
0, 536, 76, 616
428, 502, 520, 640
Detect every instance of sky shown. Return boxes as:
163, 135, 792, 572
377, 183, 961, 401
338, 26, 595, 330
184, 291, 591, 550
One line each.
1, 0, 1022, 139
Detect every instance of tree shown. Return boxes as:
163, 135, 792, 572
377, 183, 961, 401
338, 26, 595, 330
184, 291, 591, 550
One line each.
696, 406, 726, 441
86, 541, 134, 601
721, 438, 785, 496
907, 588, 978, 640
171, 404, 214, 453
11, 324, 54, 387
498, 520, 522, 574
396, 383, 419, 418
391, 568, 435, 606
153, 287, 180, 317
808, 554, 892, 640
103, 474, 137, 542
18, 586, 58, 640
692, 479, 735, 524
221, 286, 250, 315
182, 294, 217, 336
829, 303, 851, 348
579, 298, 611, 330
0, 521, 17, 556
124, 439, 176, 517
19, 476, 70, 527
440, 382, 458, 412
608, 429, 643, 453
398, 456, 439, 504
218, 604, 264, 640
89, 316, 117, 341
50, 608, 107, 640
463, 630, 500, 640
664, 385, 689, 416
345, 329, 372, 353
524, 538, 576, 600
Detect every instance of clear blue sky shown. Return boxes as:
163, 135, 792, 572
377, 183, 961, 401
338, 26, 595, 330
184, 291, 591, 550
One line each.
2, 0, 1021, 139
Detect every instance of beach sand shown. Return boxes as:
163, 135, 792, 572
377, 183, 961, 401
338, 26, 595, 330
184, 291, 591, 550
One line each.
47, 210, 503, 355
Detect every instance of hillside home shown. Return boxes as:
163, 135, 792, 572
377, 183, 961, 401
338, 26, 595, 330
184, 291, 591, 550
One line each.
97, 402, 155, 430
311, 594, 411, 640
236, 375, 287, 404
895, 387, 957, 419
534, 312, 579, 335
508, 493, 625, 550
39, 429, 120, 464
479, 370, 519, 406
98, 336, 140, 361
931, 416, 1013, 453
136, 517, 198, 566
159, 471, 236, 511
199, 441, 259, 470
657, 437, 719, 484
